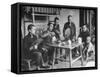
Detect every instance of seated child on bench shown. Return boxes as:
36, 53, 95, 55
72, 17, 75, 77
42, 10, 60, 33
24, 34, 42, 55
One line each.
83, 36, 95, 61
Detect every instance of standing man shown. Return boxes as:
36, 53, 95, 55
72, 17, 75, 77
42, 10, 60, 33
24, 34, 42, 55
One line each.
53, 17, 61, 41
23, 24, 49, 70
53, 17, 62, 60
63, 15, 76, 41
63, 15, 76, 57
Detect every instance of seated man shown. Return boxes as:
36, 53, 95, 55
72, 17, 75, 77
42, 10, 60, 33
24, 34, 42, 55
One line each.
23, 24, 49, 70
40, 22, 58, 65
79, 24, 90, 44
78, 24, 90, 55
83, 36, 95, 62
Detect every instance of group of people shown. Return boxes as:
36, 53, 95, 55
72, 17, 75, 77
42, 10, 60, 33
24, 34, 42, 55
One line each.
79, 24, 95, 61
22, 15, 95, 70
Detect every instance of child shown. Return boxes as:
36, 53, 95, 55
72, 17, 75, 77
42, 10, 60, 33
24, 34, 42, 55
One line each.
83, 36, 95, 62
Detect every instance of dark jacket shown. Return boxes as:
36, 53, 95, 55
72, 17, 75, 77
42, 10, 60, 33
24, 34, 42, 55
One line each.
79, 30, 90, 43
39, 30, 55, 50
63, 22, 76, 40
23, 33, 38, 59
53, 24, 60, 40
40, 30, 53, 44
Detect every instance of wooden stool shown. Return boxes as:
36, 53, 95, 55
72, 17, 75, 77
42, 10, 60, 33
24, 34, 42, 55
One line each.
24, 59, 32, 70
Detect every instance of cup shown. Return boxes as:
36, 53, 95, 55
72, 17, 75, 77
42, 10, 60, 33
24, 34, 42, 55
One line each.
78, 37, 82, 44
52, 36, 56, 43
68, 40, 71, 45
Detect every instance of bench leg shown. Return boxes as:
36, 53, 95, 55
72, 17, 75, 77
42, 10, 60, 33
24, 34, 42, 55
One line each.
27, 60, 31, 70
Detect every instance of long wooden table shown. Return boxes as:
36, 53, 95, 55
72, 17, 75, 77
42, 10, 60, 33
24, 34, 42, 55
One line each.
47, 42, 84, 68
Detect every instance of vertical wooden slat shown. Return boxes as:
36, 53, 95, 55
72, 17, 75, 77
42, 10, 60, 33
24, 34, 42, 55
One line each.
84, 10, 85, 24
32, 7, 35, 24
85, 10, 87, 24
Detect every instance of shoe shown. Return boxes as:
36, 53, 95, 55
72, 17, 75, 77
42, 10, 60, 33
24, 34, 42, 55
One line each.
40, 65, 50, 68
48, 61, 53, 65
48, 62, 52, 65
36, 66, 40, 70
55, 60, 58, 64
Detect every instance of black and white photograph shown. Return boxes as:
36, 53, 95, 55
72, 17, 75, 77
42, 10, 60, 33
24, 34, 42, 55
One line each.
20, 4, 97, 71
11, 3, 97, 74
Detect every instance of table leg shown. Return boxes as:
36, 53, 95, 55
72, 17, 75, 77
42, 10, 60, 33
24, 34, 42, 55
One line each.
57, 48, 60, 58
65, 49, 67, 61
65, 49, 68, 67
52, 47, 56, 69
69, 49, 72, 68
80, 45, 84, 66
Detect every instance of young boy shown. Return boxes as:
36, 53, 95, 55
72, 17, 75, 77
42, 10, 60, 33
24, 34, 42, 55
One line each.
83, 36, 95, 62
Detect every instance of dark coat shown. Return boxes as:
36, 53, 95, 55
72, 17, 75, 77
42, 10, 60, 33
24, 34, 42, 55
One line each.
23, 33, 38, 59
39, 30, 53, 49
63, 22, 76, 40
53, 24, 60, 40
79, 30, 90, 43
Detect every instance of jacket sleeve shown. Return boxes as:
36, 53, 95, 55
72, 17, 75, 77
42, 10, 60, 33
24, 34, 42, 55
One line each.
56, 25, 61, 34
73, 23, 76, 37
23, 37, 29, 51
63, 23, 67, 37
